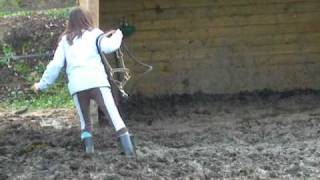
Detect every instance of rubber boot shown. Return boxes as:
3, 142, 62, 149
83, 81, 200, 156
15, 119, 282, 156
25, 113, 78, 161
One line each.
118, 132, 135, 158
81, 131, 94, 154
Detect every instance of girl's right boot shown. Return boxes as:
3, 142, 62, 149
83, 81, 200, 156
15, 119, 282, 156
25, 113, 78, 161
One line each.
118, 132, 135, 158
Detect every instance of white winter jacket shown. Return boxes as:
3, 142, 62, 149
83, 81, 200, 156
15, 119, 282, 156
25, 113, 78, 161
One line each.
37, 28, 123, 95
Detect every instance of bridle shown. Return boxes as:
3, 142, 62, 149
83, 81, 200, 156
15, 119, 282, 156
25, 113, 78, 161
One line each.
96, 32, 152, 99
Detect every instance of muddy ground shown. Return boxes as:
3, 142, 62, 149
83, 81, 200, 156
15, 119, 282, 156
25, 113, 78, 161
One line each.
1, 91, 320, 180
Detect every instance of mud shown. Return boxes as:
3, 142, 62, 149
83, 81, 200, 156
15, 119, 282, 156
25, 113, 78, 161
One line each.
1, 91, 320, 179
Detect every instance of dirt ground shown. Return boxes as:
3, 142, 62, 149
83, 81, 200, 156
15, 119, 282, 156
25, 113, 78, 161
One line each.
1, 91, 320, 180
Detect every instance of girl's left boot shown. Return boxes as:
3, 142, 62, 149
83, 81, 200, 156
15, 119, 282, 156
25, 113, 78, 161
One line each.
81, 131, 94, 154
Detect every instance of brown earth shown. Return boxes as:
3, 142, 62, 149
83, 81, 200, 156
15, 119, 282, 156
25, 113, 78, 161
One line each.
0, 91, 320, 179
0, 0, 74, 12
0, 15, 65, 54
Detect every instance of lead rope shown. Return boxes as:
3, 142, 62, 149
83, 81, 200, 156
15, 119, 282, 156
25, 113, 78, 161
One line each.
97, 33, 130, 98
120, 43, 153, 93
97, 33, 153, 98
112, 47, 131, 98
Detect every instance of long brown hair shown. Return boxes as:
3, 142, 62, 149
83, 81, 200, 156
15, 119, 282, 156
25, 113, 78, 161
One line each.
63, 7, 93, 45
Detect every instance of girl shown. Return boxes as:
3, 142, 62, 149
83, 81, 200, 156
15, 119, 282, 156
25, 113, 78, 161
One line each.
32, 7, 135, 157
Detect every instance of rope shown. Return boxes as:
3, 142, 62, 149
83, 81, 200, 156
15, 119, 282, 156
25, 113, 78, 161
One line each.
97, 33, 131, 98
121, 42, 153, 93
97, 34, 153, 97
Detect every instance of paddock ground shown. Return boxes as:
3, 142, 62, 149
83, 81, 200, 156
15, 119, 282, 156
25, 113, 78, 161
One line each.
1, 91, 320, 179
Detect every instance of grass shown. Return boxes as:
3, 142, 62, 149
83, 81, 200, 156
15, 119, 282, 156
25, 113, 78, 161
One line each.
0, 7, 74, 111
0, 7, 72, 18
2, 82, 74, 112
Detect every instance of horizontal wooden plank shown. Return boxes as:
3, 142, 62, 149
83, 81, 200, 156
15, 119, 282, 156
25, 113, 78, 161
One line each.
143, 54, 320, 77
121, 12, 320, 31
100, 0, 145, 12
158, 0, 319, 8
253, 52, 320, 66
136, 53, 320, 80
125, 22, 320, 42
131, 42, 320, 62
102, 2, 320, 23
101, 0, 319, 13
127, 32, 320, 52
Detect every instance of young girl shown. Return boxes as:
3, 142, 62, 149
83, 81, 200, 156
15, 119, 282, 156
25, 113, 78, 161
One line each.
32, 7, 135, 157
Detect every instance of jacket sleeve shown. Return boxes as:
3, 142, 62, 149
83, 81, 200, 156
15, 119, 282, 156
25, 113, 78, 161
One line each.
38, 39, 65, 91
100, 29, 123, 54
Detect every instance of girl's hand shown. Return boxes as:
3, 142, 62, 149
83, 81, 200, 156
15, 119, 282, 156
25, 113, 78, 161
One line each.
105, 29, 116, 37
31, 83, 40, 94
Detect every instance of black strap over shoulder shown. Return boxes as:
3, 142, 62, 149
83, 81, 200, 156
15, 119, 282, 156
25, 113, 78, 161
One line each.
96, 33, 109, 73
96, 33, 105, 57
95, 33, 123, 105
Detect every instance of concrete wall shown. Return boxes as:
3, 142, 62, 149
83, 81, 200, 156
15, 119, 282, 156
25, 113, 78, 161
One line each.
100, 0, 320, 96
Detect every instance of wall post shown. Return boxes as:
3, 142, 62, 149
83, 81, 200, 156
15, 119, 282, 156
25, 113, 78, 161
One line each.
79, 0, 100, 125
79, 0, 99, 27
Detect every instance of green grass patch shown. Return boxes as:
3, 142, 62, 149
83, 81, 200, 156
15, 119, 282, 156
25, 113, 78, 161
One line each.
3, 80, 74, 112
0, 42, 74, 112
0, 7, 72, 18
